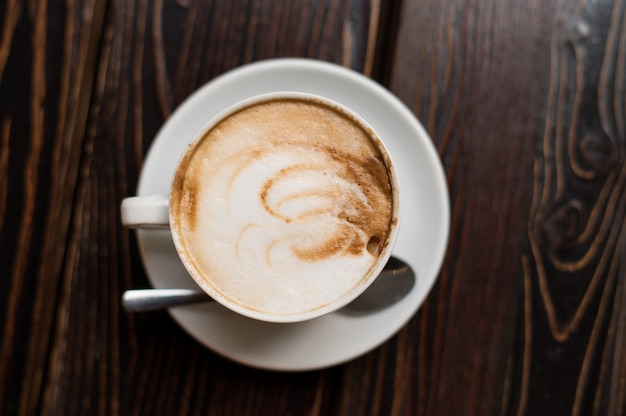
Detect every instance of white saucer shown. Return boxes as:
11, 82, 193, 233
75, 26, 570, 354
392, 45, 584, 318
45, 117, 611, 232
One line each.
135, 59, 450, 371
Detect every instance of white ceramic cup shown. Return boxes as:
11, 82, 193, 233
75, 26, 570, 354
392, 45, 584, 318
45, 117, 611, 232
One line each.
121, 92, 400, 322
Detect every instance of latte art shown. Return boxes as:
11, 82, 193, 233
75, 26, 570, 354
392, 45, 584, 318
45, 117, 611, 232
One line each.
237, 143, 391, 263
170, 97, 397, 316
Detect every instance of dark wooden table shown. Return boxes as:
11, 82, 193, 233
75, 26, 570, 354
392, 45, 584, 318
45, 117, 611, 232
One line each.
2, 0, 625, 414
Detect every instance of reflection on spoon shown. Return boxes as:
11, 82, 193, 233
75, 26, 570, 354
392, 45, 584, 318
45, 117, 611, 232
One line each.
122, 256, 415, 314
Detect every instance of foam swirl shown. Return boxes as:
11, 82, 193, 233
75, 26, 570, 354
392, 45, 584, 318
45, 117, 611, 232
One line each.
229, 143, 392, 265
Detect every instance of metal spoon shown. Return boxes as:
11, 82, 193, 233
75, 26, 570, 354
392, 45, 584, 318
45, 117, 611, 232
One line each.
122, 256, 415, 313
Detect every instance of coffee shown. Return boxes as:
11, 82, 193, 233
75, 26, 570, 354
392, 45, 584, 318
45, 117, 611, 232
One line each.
170, 96, 397, 317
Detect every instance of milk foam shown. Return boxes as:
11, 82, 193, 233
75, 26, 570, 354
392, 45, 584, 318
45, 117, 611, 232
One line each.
171, 98, 395, 316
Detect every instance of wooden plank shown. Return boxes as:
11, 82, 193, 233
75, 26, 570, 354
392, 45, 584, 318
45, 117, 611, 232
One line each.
389, 0, 626, 414
516, 0, 626, 414
0, 0, 107, 414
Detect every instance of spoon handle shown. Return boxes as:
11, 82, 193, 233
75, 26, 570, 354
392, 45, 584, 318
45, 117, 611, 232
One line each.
123, 288, 209, 312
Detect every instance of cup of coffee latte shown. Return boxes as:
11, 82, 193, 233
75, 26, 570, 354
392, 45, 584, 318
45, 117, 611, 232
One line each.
121, 92, 401, 323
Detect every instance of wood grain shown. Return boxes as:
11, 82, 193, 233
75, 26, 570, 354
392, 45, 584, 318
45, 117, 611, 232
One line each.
0, 0, 107, 414
517, 0, 626, 414
1, 0, 624, 414
389, 0, 625, 414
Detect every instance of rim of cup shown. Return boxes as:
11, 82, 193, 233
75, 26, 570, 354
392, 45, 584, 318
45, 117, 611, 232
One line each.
168, 91, 402, 323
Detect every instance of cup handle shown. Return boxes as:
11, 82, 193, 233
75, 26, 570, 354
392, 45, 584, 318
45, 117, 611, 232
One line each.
121, 195, 169, 228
